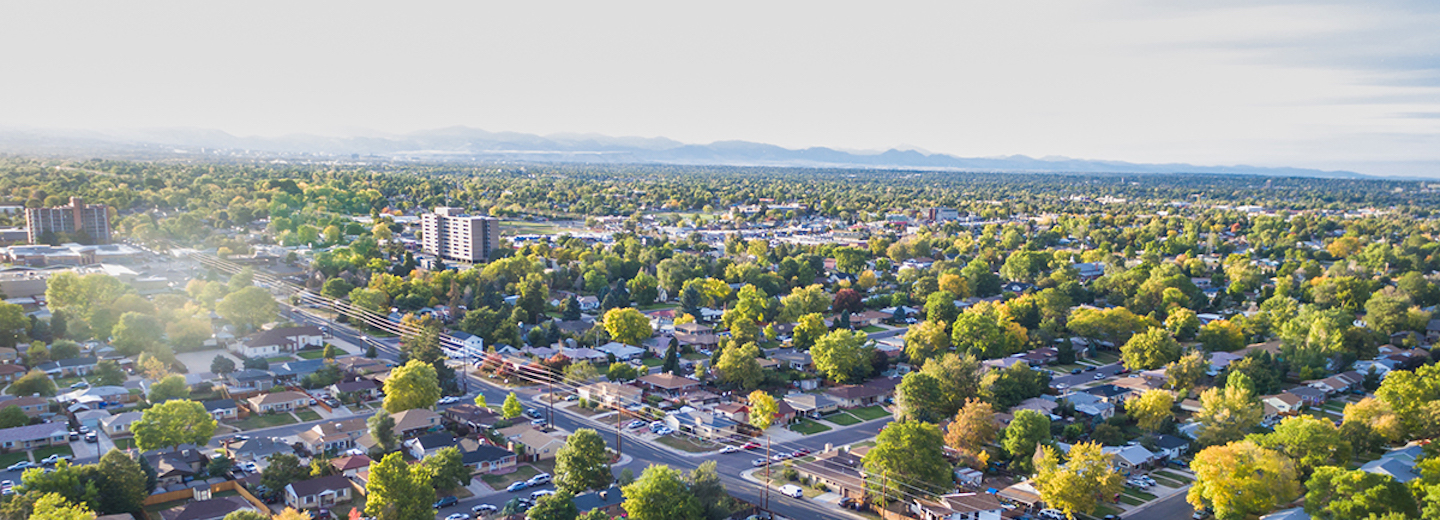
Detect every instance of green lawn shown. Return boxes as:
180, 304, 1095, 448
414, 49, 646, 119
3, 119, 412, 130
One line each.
0, 451, 29, 467
682, 353, 707, 360
295, 410, 322, 421
1123, 488, 1158, 501
112, 437, 136, 450
823, 412, 861, 426
480, 464, 540, 488
265, 355, 295, 363
295, 350, 326, 360
790, 418, 832, 435
1093, 504, 1124, 518
860, 325, 886, 333
638, 303, 677, 311
640, 357, 664, 367
1155, 470, 1193, 483
656, 435, 719, 453
229, 413, 299, 430
32, 445, 73, 460
850, 406, 890, 421
1150, 475, 1184, 488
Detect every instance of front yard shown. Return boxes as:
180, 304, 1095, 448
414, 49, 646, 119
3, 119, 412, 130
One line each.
295, 410, 322, 421
229, 413, 299, 430
0, 451, 29, 467
33, 445, 73, 460
823, 412, 861, 426
480, 464, 541, 488
790, 418, 832, 435
849, 406, 890, 421
295, 350, 327, 360
657, 435, 719, 453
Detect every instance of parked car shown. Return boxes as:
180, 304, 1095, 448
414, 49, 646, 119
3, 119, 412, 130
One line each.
525, 408, 542, 419
69, 381, 88, 389
1039, 509, 1066, 520
627, 420, 647, 429
778, 485, 804, 498
433, 496, 458, 509
506, 481, 529, 493
472, 504, 498, 515
68, 431, 79, 441
40, 454, 73, 467
445, 514, 469, 520
742, 441, 761, 450
526, 473, 552, 486
791, 449, 811, 457
6, 461, 36, 472
720, 445, 740, 454
530, 489, 555, 500
752, 458, 770, 467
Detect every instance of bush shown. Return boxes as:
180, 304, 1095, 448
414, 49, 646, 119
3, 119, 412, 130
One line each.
782, 468, 798, 482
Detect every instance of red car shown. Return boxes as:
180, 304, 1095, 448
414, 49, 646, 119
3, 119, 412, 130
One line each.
742, 442, 761, 450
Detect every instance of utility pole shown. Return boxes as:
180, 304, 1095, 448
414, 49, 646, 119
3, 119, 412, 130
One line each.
764, 435, 771, 514
546, 374, 554, 429
615, 400, 624, 459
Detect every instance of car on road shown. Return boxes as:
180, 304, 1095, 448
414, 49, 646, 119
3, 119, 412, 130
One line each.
771, 454, 789, 462
530, 418, 548, 427
742, 442, 761, 450
1070, 368, 1082, 375
530, 489, 555, 499
6, 461, 36, 472
444, 514, 468, 520
525, 408, 542, 419
719, 445, 740, 454
506, 481, 529, 493
791, 449, 811, 457
526, 473, 551, 487
1192, 508, 1212, 519
69, 381, 88, 389
433, 496, 458, 509
438, 396, 461, 405
472, 504, 498, 515
1094, 373, 1107, 380
41, 454, 73, 466
752, 458, 770, 467
654, 427, 672, 435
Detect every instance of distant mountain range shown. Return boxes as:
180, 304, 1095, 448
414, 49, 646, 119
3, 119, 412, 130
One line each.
0, 126, 1368, 178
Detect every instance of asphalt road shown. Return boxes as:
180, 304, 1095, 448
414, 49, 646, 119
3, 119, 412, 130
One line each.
1049, 363, 1126, 389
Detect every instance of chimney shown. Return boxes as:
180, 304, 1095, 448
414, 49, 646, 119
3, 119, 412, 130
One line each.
599, 490, 608, 500
825, 443, 833, 453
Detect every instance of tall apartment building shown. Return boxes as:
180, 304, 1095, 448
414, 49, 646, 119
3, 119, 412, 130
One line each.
25, 197, 111, 244
420, 207, 500, 264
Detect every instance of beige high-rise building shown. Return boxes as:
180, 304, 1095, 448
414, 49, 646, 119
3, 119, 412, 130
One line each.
420, 207, 500, 264
25, 197, 111, 244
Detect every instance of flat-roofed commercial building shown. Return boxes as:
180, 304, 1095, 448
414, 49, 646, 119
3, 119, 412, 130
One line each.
421, 207, 499, 264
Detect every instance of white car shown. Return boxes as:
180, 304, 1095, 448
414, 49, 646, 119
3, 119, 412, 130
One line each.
472, 504, 498, 515
445, 514, 469, 520
530, 489, 555, 499
526, 473, 552, 486
1039, 509, 1066, 520
719, 445, 740, 454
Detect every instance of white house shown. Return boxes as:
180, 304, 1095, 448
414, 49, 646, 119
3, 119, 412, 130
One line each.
598, 342, 646, 361
450, 331, 485, 360
908, 492, 1004, 520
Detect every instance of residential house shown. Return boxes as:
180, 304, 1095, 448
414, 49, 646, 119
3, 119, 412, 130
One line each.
1361, 444, 1425, 484
157, 497, 258, 520
572, 486, 626, 518
825, 377, 899, 408
202, 399, 240, 421
0, 422, 68, 450
442, 404, 500, 432
225, 370, 275, 395
330, 455, 372, 478
328, 380, 379, 402
406, 433, 461, 460
1075, 262, 1106, 282
773, 400, 798, 424
1063, 392, 1113, 421
284, 474, 355, 510
1152, 434, 1191, 460
0, 364, 26, 383
74, 409, 110, 431
783, 393, 841, 418
851, 310, 891, 328
450, 330, 486, 357
59, 385, 135, 408
714, 402, 748, 424
1020, 347, 1059, 366
1103, 444, 1157, 471
227, 437, 293, 462
0, 347, 16, 364
794, 449, 867, 500
358, 408, 445, 450
636, 373, 701, 396
1083, 384, 1133, 405
298, 418, 369, 454
1260, 508, 1312, 520
665, 412, 740, 441
144, 447, 208, 486
908, 492, 1004, 520
512, 428, 567, 459
247, 391, 310, 414
770, 350, 813, 371
673, 322, 720, 350
270, 359, 327, 386
0, 395, 51, 418
237, 326, 324, 358
101, 411, 142, 436
1261, 393, 1304, 417
1207, 351, 1244, 376
334, 356, 390, 376
598, 342, 646, 361
460, 439, 518, 474
559, 347, 609, 364
37, 356, 98, 377
1286, 386, 1327, 407
1308, 371, 1364, 395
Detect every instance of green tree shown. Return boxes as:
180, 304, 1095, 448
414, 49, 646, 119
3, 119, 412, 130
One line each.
779, 285, 831, 323
223, 511, 272, 520
687, 460, 730, 520
603, 307, 652, 346
94, 449, 147, 516
811, 329, 871, 384
366, 409, 398, 456
791, 312, 827, 350
622, 465, 702, 520
944, 399, 998, 469
1120, 327, 1182, 371
1165, 308, 1201, 340
209, 355, 237, 376
1003, 409, 1052, 474
1303, 466, 1416, 520
607, 363, 639, 382
903, 319, 950, 366
950, 306, 1026, 359
502, 392, 524, 419
260, 453, 309, 502
17, 459, 100, 513
1164, 351, 1208, 396
747, 391, 778, 431
716, 342, 763, 390
321, 344, 338, 360
554, 428, 613, 494
562, 295, 582, 321
420, 447, 469, 491
30, 493, 95, 520
1195, 376, 1262, 447
0, 404, 27, 428
527, 489, 579, 520
980, 360, 1049, 409
662, 339, 680, 374
1251, 415, 1352, 476
1198, 320, 1245, 352
1374, 363, 1440, 439
894, 371, 947, 423
1188, 441, 1300, 520
320, 278, 355, 299
473, 393, 488, 409
349, 287, 389, 314
7, 370, 56, 396
382, 360, 440, 413
0, 302, 29, 350
1034, 442, 1123, 519
110, 312, 162, 356
564, 361, 600, 385
47, 340, 80, 361
863, 420, 952, 501
1126, 389, 1175, 433
216, 286, 278, 333
364, 452, 433, 520
146, 374, 189, 403
131, 400, 217, 452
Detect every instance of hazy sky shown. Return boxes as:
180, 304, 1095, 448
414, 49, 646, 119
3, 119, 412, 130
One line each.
2, 1, 1438, 176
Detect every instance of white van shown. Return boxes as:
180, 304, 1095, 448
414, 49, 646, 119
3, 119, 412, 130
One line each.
778, 484, 804, 498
